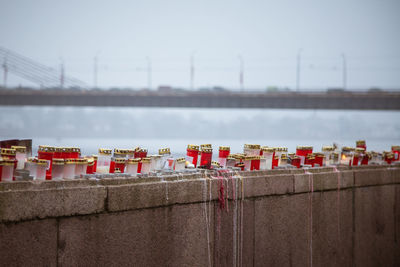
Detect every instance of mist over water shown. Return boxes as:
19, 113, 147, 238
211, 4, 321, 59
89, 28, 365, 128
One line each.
1, 106, 398, 154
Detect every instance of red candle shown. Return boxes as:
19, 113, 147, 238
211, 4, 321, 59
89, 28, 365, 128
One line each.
86, 158, 94, 174
218, 146, 230, 168
54, 147, 63, 159
251, 156, 261, 170
92, 155, 98, 172
314, 153, 325, 167
296, 146, 313, 165
392, 145, 400, 161
384, 152, 394, 164
109, 158, 126, 173
186, 144, 200, 167
304, 154, 315, 167
200, 147, 213, 169
71, 147, 80, 159
272, 155, 279, 169
356, 140, 367, 150
361, 153, 369, 165
291, 156, 301, 168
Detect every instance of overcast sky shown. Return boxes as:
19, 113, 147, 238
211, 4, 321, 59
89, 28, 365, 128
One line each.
0, 0, 399, 89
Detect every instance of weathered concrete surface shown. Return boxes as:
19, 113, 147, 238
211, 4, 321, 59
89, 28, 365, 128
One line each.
0, 219, 57, 266
0, 167, 399, 266
354, 185, 397, 267
58, 203, 214, 267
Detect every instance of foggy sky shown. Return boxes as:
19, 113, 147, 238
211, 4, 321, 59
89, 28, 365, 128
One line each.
1, 0, 400, 89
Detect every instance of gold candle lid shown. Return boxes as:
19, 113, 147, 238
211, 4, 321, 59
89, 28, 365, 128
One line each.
187, 144, 199, 151
99, 148, 112, 155
159, 148, 171, 155
52, 158, 64, 165
219, 146, 230, 151
1, 148, 16, 156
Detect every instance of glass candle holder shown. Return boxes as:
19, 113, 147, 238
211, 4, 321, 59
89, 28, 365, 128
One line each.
354, 148, 366, 166
114, 148, 129, 159
277, 147, 288, 166
36, 159, 48, 181
140, 157, 151, 174
391, 145, 400, 161
261, 147, 274, 170
74, 158, 88, 177
332, 152, 340, 165
244, 156, 252, 171
174, 157, 186, 171
384, 151, 394, 165
218, 146, 230, 168
159, 147, 171, 169
244, 144, 261, 156
226, 156, 236, 168
321, 146, 335, 166
186, 144, 200, 167
1, 159, 13, 182
52, 158, 64, 180
126, 149, 135, 159
126, 158, 140, 176
11, 146, 27, 170
340, 147, 354, 166
200, 148, 213, 169
38, 145, 55, 180
97, 148, 112, 173
296, 146, 313, 166
63, 159, 76, 179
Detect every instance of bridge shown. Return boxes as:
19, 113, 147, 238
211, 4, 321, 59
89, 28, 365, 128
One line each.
0, 88, 399, 110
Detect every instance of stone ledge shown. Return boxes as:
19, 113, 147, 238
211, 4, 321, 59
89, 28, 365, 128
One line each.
0, 186, 106, 223
354, 168, 394, 187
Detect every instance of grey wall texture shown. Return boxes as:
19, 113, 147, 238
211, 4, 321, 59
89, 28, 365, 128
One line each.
0, 165, 399, 266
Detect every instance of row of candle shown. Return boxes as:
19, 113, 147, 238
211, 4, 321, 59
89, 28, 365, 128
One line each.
0, 141, 399, 182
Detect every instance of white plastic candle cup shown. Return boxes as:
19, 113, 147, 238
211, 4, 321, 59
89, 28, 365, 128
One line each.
52, 159, 64, 180
36, 160, 47, 181
97, 149, 112, 173
63, 159, 76, 179
1, 161, 14, 181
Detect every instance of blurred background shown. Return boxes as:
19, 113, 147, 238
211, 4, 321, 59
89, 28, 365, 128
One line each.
0, 0, 399, 155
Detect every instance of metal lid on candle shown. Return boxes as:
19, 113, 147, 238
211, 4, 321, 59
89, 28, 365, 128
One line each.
52, 158, 64, 165
356, 140, 366, 146
187, 144, 199, 151
71, 147, 81, 154
92, 154, 98, 160
261, 147, 275, 153
1, 148, 16, 156
355, 147, 365, 153
114, 148, 128, 155
201, 144, 212, 149
65, 158, 75, 164
322, 146, 335, 152
114, 158, 126, 164
219, 146, 230, 151
11, 146, 26, 153
159, 148, 171, 155
176, 157, 186, 163
201, 148, 213, 153
99, 148, 112, 155
141, 157, 151, 163
37, 159, 48, 166
127, 158, 140, 164
277, 147, 288, 152
342, 146, 355, 152
75, 158, 88, 165
244, 144, 260, 150
391, 145, 400, 151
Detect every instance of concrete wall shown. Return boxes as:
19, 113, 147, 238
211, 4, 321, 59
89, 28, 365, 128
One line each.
0, 165, 399, 266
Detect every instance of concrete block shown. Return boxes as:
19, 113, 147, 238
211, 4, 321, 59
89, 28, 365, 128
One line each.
388, 167, 400, 183
354, 185, 396, 267
243, 174, 293, 198
312, 190, 353, 267
166, 179, 208, 205
58, 203, 214, 267
395, 185, 400, 265
254, 194, 310, 267
294, 173, 313, 193
0, 186, 106, 222
0, 219, 57, 266
354, 169, 393, 187
107, 182, 167, 212
214, 199, 254, 267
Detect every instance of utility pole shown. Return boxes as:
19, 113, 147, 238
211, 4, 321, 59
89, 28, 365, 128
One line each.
342, 53, 347, 90
2, 57, 7, 88
238, 55, 244, 91
60, 59, 64, 89
190, 51, 195, 90
146, 56, 152, 90
296, 49, 302, 92
94, 55, 98, 88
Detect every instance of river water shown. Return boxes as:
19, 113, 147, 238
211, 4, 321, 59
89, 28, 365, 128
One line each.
0, 106, 399, 155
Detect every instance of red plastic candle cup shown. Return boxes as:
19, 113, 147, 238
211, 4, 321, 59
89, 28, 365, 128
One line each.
251, 156, 261, 170
361, 154, 369, 165
134, 148, 148, 159
109, 158, 126, 173
392, 145, 400, 161
186, 144, 200, 167
296, 146, 313, 165
314, 153, 325, 167
291, 156, 301, 168
86, 158, 94, 174
38, 146, 55, 180
352, 154, 359, 166
200, 148, 213, 169
54, 147, 63, 159
218, 146, 230, 168
272, 155, 279, 169
356, 140, 367, 150
305, 155, 315, 167
384, 152, 394, 164
92, 155, 98, 172
71, 147, 80, 159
